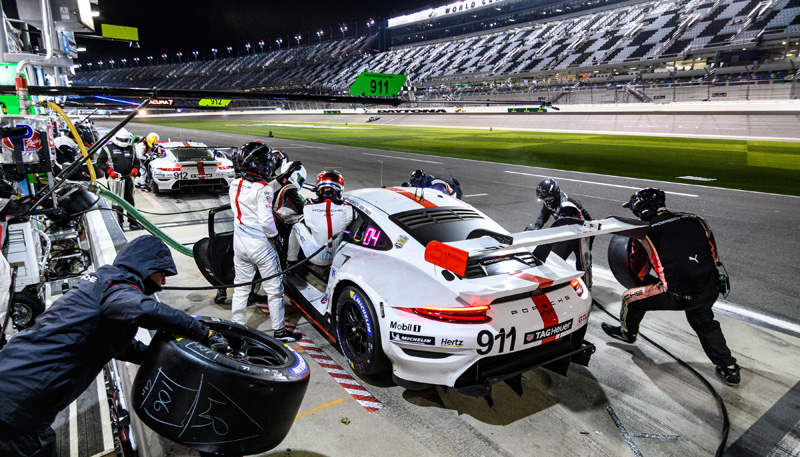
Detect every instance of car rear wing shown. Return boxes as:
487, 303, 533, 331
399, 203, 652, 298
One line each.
424, 216, 649, 276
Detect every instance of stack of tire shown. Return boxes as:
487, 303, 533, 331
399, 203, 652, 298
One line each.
132, 318, 310, 456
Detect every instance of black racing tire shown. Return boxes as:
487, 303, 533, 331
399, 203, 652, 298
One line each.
607, 234, 652, 289
335, 285, 389, 376
148, 175, 161, 195
11, 291, 44, 329
131, 317, 310, 456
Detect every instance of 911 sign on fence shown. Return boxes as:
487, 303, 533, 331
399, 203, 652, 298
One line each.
349, 72, 407, 97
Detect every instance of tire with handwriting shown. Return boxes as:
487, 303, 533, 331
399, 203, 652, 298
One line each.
132, 317, 310, 456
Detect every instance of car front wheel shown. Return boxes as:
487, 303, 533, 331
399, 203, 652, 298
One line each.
335, 286, 389, 376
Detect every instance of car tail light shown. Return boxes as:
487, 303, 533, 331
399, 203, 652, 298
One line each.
158, 165, 182, 171
412, 305, 490, 324
570, 278, 585, 297
217, 164, 232, 170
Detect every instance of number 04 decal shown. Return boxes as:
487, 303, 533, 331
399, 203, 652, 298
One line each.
476, 327, 517, 355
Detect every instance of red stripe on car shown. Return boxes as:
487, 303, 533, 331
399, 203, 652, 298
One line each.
508, 270, 554, 289
531, 294, 560, 344
197, 161, 205, 180
386, 187, 438, 208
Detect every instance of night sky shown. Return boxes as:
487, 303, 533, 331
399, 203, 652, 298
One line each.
78, 0, 437, 64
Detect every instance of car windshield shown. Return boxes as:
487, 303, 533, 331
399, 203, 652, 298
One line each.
171, 148, 215, 162
389, 207, 506, 246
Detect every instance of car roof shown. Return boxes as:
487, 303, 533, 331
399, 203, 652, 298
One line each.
346, 187, 470, 216
160, 141, 208, 148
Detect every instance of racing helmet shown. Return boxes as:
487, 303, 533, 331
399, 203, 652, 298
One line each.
409, 169, 426, 187
278, 161, 307, 188
623, 187, 666, 221
237, 142, 274, 182
268, 149, 289, 176
112, 128, 133, 148
145, 132, 160, 148
536, 178, 561, 210
316, 170, 344, 201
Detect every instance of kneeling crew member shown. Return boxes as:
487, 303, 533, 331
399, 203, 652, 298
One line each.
0, 236, 226, 457
287, 170, 354, 267
601, 187, 740, 386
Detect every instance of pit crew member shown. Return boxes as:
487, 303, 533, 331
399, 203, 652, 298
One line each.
97, 128, 142, 230
0, 236, 227, 457
229, 142, 301, 342
601, 187, 740, 385
287, 170, 354, 268
403, 169, 462, 198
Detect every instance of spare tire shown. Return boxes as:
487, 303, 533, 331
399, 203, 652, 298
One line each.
607, 235, 652, 289
131, 317, 310, 456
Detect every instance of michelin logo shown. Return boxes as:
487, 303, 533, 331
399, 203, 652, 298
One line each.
524, 319, 573, 344
390, 332, 435, 345
351, 291, 372, 336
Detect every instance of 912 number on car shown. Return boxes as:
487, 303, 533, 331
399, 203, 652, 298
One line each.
173, 171, 188, 179
477, 327, 516, 355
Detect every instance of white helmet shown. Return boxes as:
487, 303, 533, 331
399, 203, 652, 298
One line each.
280, 161, 307, 189
112, 128, 133, 148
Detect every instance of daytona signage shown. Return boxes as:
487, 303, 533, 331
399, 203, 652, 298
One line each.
389, 0, 505, 28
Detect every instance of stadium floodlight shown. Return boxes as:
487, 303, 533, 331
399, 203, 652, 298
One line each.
133, 57, 140, 66
245, 43, 251, 54
295, 34, 302, 46
161, 53, 167, 64
192, 51, 199, 60
340, 24, 348, 39
120, 58, 127, 67
211, 48, 217, 60
367, 18, 375, 34
258, 40, 265, 53
147, 56, 153, 65
276, 38, 283, 49
317, 30, 324, 44
226, 46, 233, 57
176, 52, 182, 62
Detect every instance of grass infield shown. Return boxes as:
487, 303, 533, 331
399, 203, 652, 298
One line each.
137, 119, 800, 196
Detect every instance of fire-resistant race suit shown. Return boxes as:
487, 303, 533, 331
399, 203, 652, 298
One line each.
287, 199, 354, 267
620, 210, 736, 368
97, 143, 140, 226
229, 177, 284, 329
0, 236, 212, 457
529, 191, 593, 283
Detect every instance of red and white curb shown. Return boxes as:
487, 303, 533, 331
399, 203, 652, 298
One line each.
255, 304, 384, 412
297, 337, 384, 413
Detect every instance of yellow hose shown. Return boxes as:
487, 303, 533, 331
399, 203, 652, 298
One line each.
46, 102, 97, 182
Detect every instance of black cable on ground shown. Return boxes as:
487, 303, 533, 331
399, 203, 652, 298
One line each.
593, 299, 729, 457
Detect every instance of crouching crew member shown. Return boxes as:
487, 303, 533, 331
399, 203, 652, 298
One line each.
0, 236, 227, 456
601, 187, 740, 385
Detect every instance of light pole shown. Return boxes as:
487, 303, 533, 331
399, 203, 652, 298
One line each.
161, 53, 167, 64
176, 51, 182, 62
133, 57, 139, 67
340, 24, 348, 40
86, 62, 92, 70
258, 40, 265, 53
192, 51, 199, 61
226, 46, 232, 57
294, 34, 301, 47
317, 30, 323, 44
97, 60, 103, 69
275, 38, 283, 49
120, 58, 127, 67
147, 56, 153, 65
367, 18, 375, 35
211, 48, 217, 60
109, 59, 115, 68
245, 42, 251, 55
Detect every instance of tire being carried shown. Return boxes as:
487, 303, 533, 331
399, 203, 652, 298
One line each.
131, 317, 310, 456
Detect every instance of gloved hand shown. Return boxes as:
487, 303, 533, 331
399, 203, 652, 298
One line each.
524, 223, 538, 231
130, 168, 138, 177
204, 330, 229, 354
107, 170, 119, 179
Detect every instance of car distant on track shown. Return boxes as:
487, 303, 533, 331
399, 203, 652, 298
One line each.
148, 142, 235, 193
367, 115, 381, 122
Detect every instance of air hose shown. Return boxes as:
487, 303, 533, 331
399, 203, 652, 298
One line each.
45, 101, 97, 182
94, 185, 194, 258
593, 299, 729, 457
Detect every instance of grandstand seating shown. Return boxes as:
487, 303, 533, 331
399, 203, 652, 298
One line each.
73, 0, 800, 97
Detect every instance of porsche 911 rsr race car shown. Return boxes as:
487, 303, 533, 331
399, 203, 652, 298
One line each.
279, 187, 648, 396
148, 142, 235, 193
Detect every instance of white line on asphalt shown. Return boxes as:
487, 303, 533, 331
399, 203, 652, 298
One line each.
363, 152, 443, 163
69, 402, 78, 457
504, 170, 698, 197
463, 193, 489, 198
289, 143, 331, 150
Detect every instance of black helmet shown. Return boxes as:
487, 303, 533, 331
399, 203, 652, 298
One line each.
236, 142, 274, 181
268, 149, 289, 176
623, 187, 665, 221
409, 170, 426, 187
316, 170, 344, 201
536, 178, 561, 210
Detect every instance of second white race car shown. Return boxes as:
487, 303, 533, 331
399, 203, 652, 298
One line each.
148, 141, 235, 193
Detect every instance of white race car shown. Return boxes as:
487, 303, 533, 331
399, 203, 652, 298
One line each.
281, 187, 648, 398
147, 141, 235, 193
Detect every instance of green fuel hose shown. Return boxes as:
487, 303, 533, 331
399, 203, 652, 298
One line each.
96, 186, 195, 258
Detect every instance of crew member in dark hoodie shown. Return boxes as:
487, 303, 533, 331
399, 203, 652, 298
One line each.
0, 235, 227, 457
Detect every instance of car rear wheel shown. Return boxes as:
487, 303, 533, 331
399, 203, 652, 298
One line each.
148, 175, 161, 195
131, 317, 309, 456
335, 286, 389, 376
